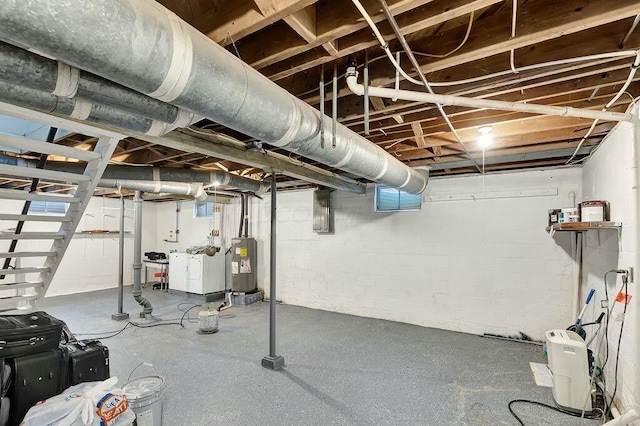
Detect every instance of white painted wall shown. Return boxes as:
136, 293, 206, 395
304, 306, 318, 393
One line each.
252, 168, 582, 340
0, 197, 157, 297
582, 118, 638, 413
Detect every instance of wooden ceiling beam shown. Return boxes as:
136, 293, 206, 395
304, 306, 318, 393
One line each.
257, 0, 499, 78
194, 0, 318, 44
291, 14, 640, 106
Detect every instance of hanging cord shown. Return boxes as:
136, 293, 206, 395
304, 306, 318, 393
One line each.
414, 11, 474, 58
351, 0, 482, 173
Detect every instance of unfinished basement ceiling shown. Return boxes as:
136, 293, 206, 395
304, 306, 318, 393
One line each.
3, 0, 640, 190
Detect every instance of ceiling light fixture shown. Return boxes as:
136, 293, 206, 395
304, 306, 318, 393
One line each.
478, 126, 493, 148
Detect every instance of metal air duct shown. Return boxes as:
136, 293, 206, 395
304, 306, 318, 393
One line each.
98, 179, 208, 202
0, 41, 196, 127
0, 0, 428, 193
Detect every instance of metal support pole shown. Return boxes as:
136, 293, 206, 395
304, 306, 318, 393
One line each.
262, 174, 284, 370
112, 195, 129, 320
132, 190, 153, 318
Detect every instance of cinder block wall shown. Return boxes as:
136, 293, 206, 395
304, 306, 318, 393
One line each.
256, 168, 582, 341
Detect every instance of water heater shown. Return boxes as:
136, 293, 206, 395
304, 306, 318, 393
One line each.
230, 237, 258, 293
546, 329, 592, 413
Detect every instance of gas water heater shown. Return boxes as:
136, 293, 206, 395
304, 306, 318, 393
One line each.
230, 237, 258, 293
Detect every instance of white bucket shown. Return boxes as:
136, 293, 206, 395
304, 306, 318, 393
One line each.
122, 365, 165, 426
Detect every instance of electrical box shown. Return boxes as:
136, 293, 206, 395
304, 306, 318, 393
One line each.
313, 189, 333, 233
230, 237, 258, 293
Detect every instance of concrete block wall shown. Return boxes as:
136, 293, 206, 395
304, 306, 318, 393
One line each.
582, 118, 638, 412
254, 168, 582, 341
0, 197, 156, 297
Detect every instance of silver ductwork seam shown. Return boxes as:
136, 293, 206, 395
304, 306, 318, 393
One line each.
0, 0, 428, 194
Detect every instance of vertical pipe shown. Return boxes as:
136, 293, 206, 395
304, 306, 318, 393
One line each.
632, 108, 640, 409
332, 63, 338, 148
132, 190, 152, 316
243, 194, 249, 238
269, 175, 277, 357
320, 64, 325, 149
364, 50, 370, 135
118, 195, 124, 313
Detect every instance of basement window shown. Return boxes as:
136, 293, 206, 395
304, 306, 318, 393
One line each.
374, 185, 422, 212
28, 201, 68, 215
193, 202, 215, 218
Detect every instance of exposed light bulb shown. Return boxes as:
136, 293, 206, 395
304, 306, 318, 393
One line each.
478, 126, 493, 148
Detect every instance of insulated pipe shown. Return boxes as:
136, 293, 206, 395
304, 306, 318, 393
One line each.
40, 163, 269, 194
132, 190, 152, 316
346, 68, 633, 123
99, 179, 208, 202
0, 0, 428, 194
0, 80, 166, 135
0, 41, 195, 126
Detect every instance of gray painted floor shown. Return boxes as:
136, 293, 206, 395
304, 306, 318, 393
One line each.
39, 287, 601, 426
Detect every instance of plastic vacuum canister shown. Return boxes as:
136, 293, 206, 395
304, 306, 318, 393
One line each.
122, 364, 165, 426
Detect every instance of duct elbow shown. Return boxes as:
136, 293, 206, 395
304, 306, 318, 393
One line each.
193, 184, 208, 203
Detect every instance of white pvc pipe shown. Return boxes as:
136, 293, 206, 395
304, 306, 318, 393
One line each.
346, 68, 634, 122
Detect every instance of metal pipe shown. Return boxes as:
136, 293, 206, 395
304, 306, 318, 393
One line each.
238, 193, 245, 238
0, 80, 166, 135
117, 196, 125, 314
243, 194, 249, 238
346, 69, 633, 123
40, 163, 269, 194
269, 175, 277, 357
132, 190, 152, 317
0, 41, 195, 126
364, 50, 370, 136
0, 0, 428, 194
99, 179, 207, 202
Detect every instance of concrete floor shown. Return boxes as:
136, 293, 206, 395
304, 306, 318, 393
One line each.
39, 287, 601, 426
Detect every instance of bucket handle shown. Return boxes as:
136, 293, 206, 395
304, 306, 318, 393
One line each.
127, 362, 160, 382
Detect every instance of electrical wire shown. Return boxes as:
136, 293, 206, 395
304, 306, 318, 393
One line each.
413, 11, 474, 58
606, 278, 629, 417
508, 399, 603, 425
509, 0, 518, 74
352, 0, 482, 173
565, 52, 640, 164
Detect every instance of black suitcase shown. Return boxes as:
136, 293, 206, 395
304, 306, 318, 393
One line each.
9, 349, 67, 426
66, 340, 110, 386
0, 312, 64, 358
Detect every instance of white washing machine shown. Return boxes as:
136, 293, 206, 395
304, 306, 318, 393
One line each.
169, 252, 225, 295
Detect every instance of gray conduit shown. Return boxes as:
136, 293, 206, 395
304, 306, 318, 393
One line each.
0, 41, 195, 127
0, 80, 164, 135
0, 0, 428, 193
132, 190, 152, 317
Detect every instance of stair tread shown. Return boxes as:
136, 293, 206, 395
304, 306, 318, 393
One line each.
0, 251, 56, 258
0, 134, 101, 162
0, 164, 90, 184
0, 281, 43, 289
0, 267, 49, 274
0, 213, 72, 222
0, 188, 80, 203
0, 232, 64, 240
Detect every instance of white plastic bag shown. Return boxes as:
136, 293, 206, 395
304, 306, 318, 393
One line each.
21, 377, 136, 426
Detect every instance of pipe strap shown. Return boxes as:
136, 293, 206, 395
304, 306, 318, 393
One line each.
148, 12, 193, 102
70, 99, 91, 120
53, 62, 80, 98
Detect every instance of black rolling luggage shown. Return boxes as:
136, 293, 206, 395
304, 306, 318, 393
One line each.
65, 340, 110, 385
0, 312, 64, 358
9, 349, 67, 426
